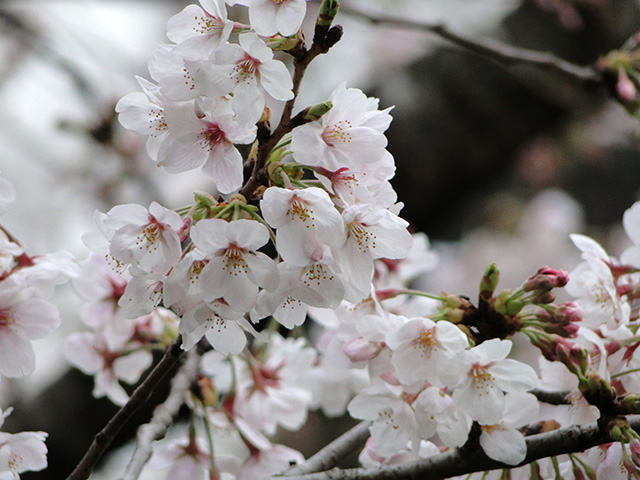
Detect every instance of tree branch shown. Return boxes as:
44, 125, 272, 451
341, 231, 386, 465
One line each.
120, 346, 201, 480
339, 4, 603, 86
66, 337, 185, 480
271, 415, 640, 480
284, 421, 372, 476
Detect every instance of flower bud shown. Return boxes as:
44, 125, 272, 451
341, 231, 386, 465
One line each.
479, 263, 499, 303
303, 101, 333, 122
523, 267, 569, 292
343, 338, 380, 363
617, 66, 637, 103
318, 0, 340, 27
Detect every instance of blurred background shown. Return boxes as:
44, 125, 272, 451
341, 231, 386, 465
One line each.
0, 0, 639, 478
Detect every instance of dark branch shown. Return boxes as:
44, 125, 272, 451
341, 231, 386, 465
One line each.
272, 415, 640, 480
66, 337, 185, 480
339, 5, 603, 86
284, 421, 372, 476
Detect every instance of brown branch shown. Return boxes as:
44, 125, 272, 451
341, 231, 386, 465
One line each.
120, 346, 201, 480
339, 5, 603, 86
66, 337, 185, 480
239, 23, 343, 201
271, 416, 640, 480
284, 421, 372, 476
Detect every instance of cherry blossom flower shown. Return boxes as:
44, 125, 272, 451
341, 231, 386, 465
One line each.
104, 201, 184, 276
451, 338, 537, 425
147, 437, 242, 480
0, 278, 60, 378
234, 335, 316, 435
192, 32, 293, 124
115, 77, 186, 161
291, 83, 391, 171
478, 392, 539, 465
179, 300, 256, 353
65, 331, 153, 406
333, 204, 413, 301
347, 384, 420, 458
239, 444, 304, 480
166, 0, 233, 61
0, 408, 47, 479
244, 0, 307, 37
359, 438, 440, 468
190, 218, 278, 311
412, 386, 471, 448
159, 97, 256, 193
386, 317, 469, 387
72, 254, 133, 349
253, 260, 344, 329
261, 186, 345, 267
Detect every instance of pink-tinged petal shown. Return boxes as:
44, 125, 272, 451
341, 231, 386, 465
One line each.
258, 59, 294, 101
246, 253, 279, 291
274, 297, 308, 329
179, 304, 209, 350
12, 299, 60, 339
106, 203, 150, 228
480, 428, 527, 465
115, 92, 163, 135
0, 330, 34, 377
471, 338, 512, 363
624, 201, 640, 244
202, 141, 243, 194
65, 333, 103, 374
249, 1, 279, 36
489, 359, 538, 393
275, 222, 318, 267
275, 0, 306, 36
290, 123, 327, 167
239, 32, 273, 62
190, 218, 230, 254
199, 256, 232, 302
204, 318, 247, 355
113, 350, 153, 384
223, 273, 259, 312
167, 5, 208, 42
94, 369, 129, 406
261, 187, 295, 228
452, 378, 504, 425
226, 220, 270, 251
157, 135, 208, 174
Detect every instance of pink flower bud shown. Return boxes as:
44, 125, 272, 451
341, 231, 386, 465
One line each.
523, 267, 569, 292
343, 338, 380, 363
616, 66, 637, 103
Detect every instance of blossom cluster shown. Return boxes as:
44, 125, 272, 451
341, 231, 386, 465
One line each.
0, 173, 78, 478
60, 0, 640, 479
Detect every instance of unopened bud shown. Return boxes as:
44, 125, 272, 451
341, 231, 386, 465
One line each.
343, 338, 380, 363
194, 191, 217, 207
523, 267, 569, 292
479, 263, 499, 303
616, 393, 640, 414
318, 0, 340, 27
617, 66, 637, 102
267, 31, 304, 51
304, 101, 333, 122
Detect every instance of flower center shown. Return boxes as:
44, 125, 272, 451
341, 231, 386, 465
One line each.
194, 13, 224, 35
224, 244, 248, 275
232, 55, 259, 85
0, 310, 14, 329
348, 221, 375, 253
200, 123, 225, 151
322, 120, 353, 147
289, 197, 315, 226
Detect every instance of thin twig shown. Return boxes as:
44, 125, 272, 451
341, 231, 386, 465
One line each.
66, 337, 185, 480
530, 388, 570, 405
339, 4, 603, 86
120, 347, 201, 480
283, 421, 373, 476
269, 416, 640, 480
